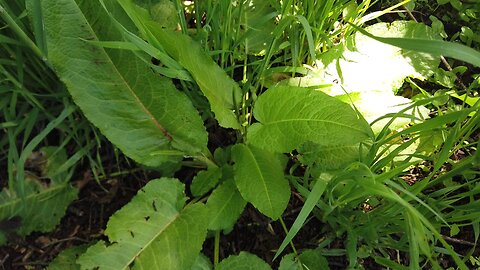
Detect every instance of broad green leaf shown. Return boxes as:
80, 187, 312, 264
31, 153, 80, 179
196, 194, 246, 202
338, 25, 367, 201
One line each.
216, 252, 271, 270
0, 147, 77, 245
240, 0, 276, 56
417, 130, 444, 155
278, 254, 298, 270
48, 245, 89, 270
190, 167, 222, 197
205, 180, 247, 230
149, 0, 179, 30
318, 21, 440, 95
298, 249, 330, 270
346, 91, 430, 133
247, 86, 372, 153
145, 23, 242, 129
41, 0, 207, 167
231, 144, 290, 220
274, 174, 329, 260
285, 46, 432, 133
278, 251, 330, 270
286, 21, 438, 134
298, 141, 369, 171
0, 182, 77, 245
191, 254, 212, 270
77, 178, 208, 270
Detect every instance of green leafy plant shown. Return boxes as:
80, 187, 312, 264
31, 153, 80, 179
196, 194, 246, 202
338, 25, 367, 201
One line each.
1, 0, 478, 269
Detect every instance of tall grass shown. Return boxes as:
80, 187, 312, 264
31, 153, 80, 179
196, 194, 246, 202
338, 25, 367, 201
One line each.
0, 0, 111, 190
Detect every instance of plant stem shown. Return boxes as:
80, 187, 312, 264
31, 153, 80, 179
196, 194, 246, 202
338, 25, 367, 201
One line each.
214, 230, 220, 267
194, 153, 218, 168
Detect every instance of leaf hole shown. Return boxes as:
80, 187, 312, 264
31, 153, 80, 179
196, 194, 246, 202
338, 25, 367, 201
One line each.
152, 200, 158, 211
151, 57, 161, 66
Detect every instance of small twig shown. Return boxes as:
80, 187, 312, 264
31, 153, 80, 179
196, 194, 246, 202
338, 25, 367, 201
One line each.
281, 207, 302, 218
439, 56, 468, 90
0, 254, 9, 268
12, 261, 49, 267
442, 235, 476, 247
41, 236, 90, 248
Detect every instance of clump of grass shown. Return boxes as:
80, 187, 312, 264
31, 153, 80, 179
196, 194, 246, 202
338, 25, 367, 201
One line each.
0, 0, 115, 196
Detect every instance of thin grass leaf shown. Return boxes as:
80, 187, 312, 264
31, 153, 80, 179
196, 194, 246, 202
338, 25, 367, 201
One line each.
295, 15, 316, 63
385, 180, 449, 226
0, 4, 44, 60
374, 256, 410, 270
15, 105, 74, 200
350, 23, 480, 67
274, 174, 330, 260
28, 0, 47, 55
360, 175, 468, 269
346, 230, 358, 268
0, 33, 22, 45
381, 108, 474, 145
372, 139, 417, 171
358, 0, 411, 24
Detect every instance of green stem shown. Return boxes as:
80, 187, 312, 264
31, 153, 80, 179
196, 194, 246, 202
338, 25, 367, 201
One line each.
214, 230, 220, 267
194, 153, 218, 168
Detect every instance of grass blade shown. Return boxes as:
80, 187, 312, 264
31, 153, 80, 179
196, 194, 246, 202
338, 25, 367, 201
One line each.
274, 174, 330, 260
349, 23, 480, 67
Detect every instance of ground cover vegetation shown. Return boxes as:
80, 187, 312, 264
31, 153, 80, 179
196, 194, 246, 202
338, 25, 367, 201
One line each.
0, 0, 479, 269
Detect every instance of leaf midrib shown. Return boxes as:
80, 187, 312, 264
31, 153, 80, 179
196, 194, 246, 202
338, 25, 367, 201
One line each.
244, 146, 275, 215
263, 118, 369, 135
60, 1, 173, 141
210, 183, 241, 228
121, 208, 181, 270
